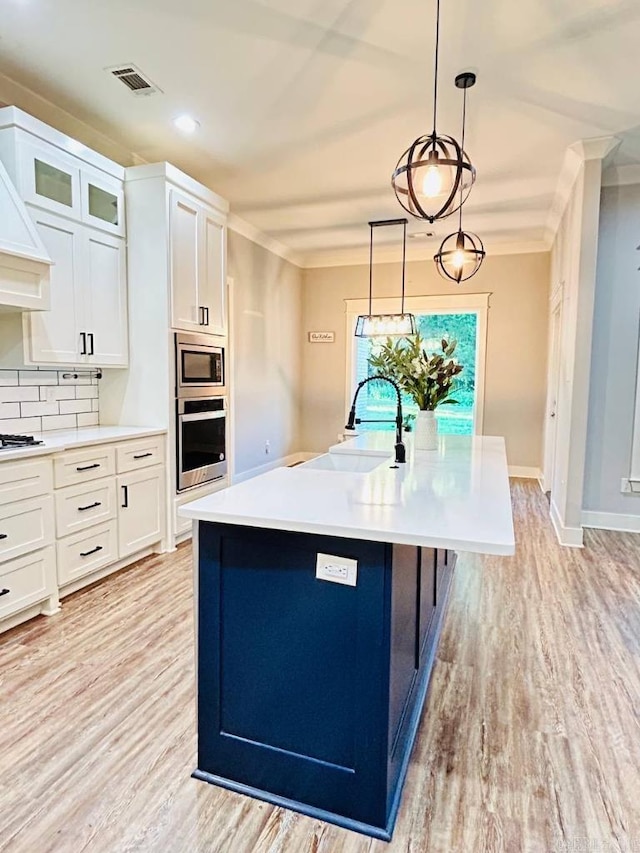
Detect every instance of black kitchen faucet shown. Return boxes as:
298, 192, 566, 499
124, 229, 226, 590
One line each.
345, 374, 406, 465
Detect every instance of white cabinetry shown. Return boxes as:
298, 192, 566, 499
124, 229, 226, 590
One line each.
118, 467, 164, 558
170, 188, 226, 335
0, 107, 128, 366
54, 437, 165, 595
0, 456, 58, 631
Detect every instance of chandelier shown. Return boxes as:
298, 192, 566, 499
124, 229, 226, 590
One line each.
391, 0, 476, 223
354, 219, 417, 338
434, 72, 486, 283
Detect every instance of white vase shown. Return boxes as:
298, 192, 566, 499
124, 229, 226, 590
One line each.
414, 410, 438, 451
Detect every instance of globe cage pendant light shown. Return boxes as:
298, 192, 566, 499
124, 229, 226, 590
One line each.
391, 0, 476, 224
434, 72, 486, 283
355, 219, 417, 338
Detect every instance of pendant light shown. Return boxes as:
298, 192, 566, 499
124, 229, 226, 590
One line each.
391, 0, 476, 223
355, 219, 417, 338
434, 72, 486, 283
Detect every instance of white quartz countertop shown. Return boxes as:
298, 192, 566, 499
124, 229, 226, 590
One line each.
0, 425, 166, 462
179, 433, 515, 555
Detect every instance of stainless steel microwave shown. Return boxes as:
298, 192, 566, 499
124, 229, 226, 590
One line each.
175, 332, 225, 398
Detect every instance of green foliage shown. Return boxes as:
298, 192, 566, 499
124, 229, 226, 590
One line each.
368, 333, 464, 411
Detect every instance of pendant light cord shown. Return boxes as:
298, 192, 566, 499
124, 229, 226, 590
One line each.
368, 223, 374, 315
432, 0, 440, 136
401, 220, 407, 315
458, 82, 467, 231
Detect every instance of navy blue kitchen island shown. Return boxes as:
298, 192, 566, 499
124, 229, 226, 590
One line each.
181, 434, 515, 840
192, 521, 455, 840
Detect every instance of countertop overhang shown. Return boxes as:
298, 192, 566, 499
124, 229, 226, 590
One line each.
180, 433, 515, 555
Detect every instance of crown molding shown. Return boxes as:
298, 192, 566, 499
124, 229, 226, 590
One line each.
298, 238, 549, 269
545, 135, 620, 243
227, 213, 302, 267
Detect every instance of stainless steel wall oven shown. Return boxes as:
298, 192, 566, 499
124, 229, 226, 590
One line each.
177, 396, 227, 491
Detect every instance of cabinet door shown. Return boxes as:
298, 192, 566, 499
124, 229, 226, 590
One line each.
170, 189, 202, 332
83, 229, 128, 366
18, 139, 82, 219
117, 466, 165, 559
81, 169, 125, 237
198, 206, 226, 335
25, 209, 86, 365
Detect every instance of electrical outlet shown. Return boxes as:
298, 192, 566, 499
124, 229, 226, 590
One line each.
316, 553, 358, 587
265, 440, 271, 455
45, 386, 57, 403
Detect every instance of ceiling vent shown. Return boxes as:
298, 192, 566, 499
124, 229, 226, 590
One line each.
106, 64, 162, 97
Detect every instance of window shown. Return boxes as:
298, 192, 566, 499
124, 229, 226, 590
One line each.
346, 294, 488, 435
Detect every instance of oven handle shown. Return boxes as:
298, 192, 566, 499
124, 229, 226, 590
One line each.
179, 411, 226, 423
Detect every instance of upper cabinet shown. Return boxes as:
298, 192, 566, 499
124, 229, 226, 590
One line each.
0, 107, 129, 366
169, 188, 227, 336
125, 162, 228, 345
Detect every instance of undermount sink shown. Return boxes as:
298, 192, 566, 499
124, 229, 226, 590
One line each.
301, 453, 387, 473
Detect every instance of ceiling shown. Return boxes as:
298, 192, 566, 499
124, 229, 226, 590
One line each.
1, 0, 640, 266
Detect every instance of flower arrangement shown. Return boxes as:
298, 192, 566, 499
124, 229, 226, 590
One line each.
368, 333, 464, 411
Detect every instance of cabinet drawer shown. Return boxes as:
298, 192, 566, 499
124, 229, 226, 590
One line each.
0, 547, 56, 620
54, 445, 116, 488
56, 521, 117, 586
55, 479, 116, 538
0, 457, 53, 506
0, 495, 54, 563
115, 436, 164, 474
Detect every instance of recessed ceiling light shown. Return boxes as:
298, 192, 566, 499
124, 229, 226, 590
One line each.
174, 115, 200, 134
408, 231, 435, 239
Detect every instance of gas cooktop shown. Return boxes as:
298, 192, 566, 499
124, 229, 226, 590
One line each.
0, 433, 45, 451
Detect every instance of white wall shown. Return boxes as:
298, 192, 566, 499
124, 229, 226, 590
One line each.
301, 252, 550, 470
228, 230, 303, 475
583, 183, 640, 526
545, 146, 609, 546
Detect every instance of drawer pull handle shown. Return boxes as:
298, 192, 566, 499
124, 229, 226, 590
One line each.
80, 545, 103, 558
121, 485, 129, 508
0, 588, 10, 597
133, 452, 153, 460
0, 533, 7, 541
76, 463, 100, 472
78, 502, 101, 512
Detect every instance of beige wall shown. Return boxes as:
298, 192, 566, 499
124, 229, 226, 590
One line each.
301, 252, 550, 469
228, 230, 303, 475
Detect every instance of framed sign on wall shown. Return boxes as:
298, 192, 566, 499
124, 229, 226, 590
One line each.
308, 331, 335, 343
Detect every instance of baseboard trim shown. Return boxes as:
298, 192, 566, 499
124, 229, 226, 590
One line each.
232, 452, 315, 484
582, 510, 640, 533
508, 466, 542, 480
550, 499, 584, 548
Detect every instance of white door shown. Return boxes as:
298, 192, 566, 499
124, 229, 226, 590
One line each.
542, 294, 563, 492
26, 209, 86, 365
84, 229, 128, 366
198, 206, 226, 335
117, 467, 165, 558
170, 189, 202, 332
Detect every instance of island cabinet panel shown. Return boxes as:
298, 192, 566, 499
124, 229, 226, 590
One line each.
194, 521, 456, 841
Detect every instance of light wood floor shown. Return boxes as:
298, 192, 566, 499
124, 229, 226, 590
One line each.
1, 481, 639, 853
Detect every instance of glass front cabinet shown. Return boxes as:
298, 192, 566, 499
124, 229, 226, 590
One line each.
0, 108, 129, 366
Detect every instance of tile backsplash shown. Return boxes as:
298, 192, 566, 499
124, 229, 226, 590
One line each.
0, 368, 100, 434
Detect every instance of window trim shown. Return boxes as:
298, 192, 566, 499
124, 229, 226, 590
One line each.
344, 293, 490, 434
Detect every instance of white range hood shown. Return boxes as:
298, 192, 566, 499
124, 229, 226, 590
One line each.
0, 159, 52, 311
